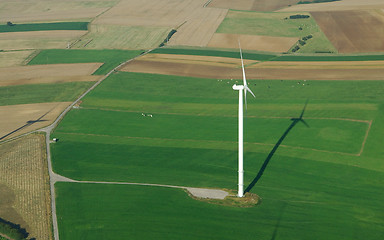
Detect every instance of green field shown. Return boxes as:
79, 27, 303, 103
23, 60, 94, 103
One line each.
28, 49, 142, 75
0, 22, 89, 33
0, 82, 94, 106
216, 10, 336, 53
51, 67, 384, 239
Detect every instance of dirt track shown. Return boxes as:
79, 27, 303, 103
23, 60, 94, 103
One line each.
311, 10, 384, 53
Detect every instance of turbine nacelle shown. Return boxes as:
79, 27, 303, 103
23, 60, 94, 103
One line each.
232, 84, 244, 90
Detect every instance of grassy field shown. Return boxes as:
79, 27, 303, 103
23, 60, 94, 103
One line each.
72, 25, 170, 50
216, 10, 336, 53
50, 64, 384, 239
0, 22, 88, 33
28, 49, 142, 75
0, 82, 93, 106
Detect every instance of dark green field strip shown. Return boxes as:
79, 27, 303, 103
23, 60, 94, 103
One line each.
0, 82, 93, 106
0, 22, 88, 32
28, 49, 142, 75
151, 47, 277, 61
56, 160, 384, 239
273, 54, 384, 61
82, 72, 384, 106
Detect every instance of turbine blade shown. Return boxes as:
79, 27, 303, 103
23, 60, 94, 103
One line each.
246, 86, 256, 98
244, 88, 247, 110
238, 41, 248, 88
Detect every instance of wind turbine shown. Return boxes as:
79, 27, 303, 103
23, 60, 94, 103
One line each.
232, 42, 255, 197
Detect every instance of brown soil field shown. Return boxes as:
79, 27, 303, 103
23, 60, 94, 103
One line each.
207, 33, 298, 52
0, 51, 34, 68
0, 102, 71, 141
139, 54, 258, 68
278, 0, 384, 12
0, 0, 114, 23
208, 0, 299, 11
0, 31, 88, 50
0, 63, 102, 85
94, 0, 228, 47
311, 10, 384, 53
255, 60, 384, 69
121, 59, 384, 80
0, 133, 52, 240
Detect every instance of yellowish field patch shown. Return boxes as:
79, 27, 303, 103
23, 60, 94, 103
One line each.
278, 0, 384, 12
0, 31, 88, 50
72, 24, 169, 49
0, 102, 71, 141
0, 63, 102, 85
208, 0, 298, 11
139, 54, 258, 68
207, 33, 298, 52
0, 51, 34, 67
0, 0, 117, 23
0, 133, 52, 240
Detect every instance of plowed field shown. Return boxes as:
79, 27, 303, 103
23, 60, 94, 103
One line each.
208, 0, 299, 11
0, 134, 52, 240
121, 55, 384, 80
207, 33, 298, 52
0, 63, 102, 86
0, 102, 71, 141
311, 10, 384, 53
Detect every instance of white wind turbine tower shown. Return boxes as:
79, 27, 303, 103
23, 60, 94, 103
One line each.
232, 42, 256, 197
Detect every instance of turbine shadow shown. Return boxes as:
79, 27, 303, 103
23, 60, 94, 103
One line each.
244, 100, 309, 193
0, 109, 51, 140
271, 202, 288, 240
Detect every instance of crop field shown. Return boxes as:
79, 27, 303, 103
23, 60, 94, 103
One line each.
278, 0, 384, 12
93, 0, 228, 47
0, 51, 34, 67
215, 10, 337, 53
71, 25, 170, 50
50, 70, 384, 239
28, 49, 142, 75
121, 54, 384, 80
0, 22, 88, 33
0, 134, 52, 240
311, 10, 384, 53
0, 102, 71, 141
208, 0, 300, 11
0, 30, 88, 50
0, 0, 117, 23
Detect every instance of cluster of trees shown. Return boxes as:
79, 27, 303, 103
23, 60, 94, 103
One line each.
292, 34, 313, 52
6, 21, 15, 26
0, 217, 35, 240
159, 29, 177, 47
288, 14, 310, 19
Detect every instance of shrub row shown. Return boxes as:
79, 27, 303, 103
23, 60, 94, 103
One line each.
0, 217, 34, 240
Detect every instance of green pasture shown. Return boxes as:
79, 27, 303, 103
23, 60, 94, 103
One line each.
51, 70, 384, 239
28, 49, 141, 75
56, 171, 384, 240
0, 22, 88, 33
72, 25, 170, 50
0, 82, 93, 106
216, 10, 336, 53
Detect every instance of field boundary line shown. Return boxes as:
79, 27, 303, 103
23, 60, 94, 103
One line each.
358, 120, 372, 156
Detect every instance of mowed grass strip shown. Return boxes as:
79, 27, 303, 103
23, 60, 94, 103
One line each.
28, 49, 142, 75
56, 165, 384, 240
0, 22, 89, 33
0, 82, 93, 106
53, 108, 367, 154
